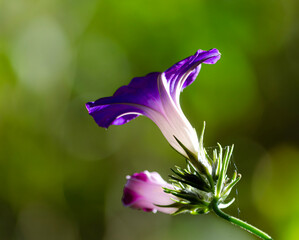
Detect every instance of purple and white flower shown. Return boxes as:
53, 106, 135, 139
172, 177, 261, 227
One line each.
122, 171, 178, 214
86, 49, 220, 157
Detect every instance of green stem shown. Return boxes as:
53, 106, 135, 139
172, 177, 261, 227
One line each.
211, 200, 272, 240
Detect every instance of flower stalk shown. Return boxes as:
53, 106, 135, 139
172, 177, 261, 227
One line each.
211, 198, 272, 240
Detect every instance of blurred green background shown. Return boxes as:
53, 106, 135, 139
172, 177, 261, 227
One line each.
0, 0, 298, 239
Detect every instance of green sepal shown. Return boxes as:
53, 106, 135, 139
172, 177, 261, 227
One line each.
174, 136, 210, 177
215, 145, 234, 198
155, 201, 189, 209
170, 166, 210, 192
172, 204, 210, 216
163, 188, 207, 204
155, 195, 210, 216
221, 173, 241, 200
215, 143, 223, 178
169, 175, 210, 192
218, 198, 235, 209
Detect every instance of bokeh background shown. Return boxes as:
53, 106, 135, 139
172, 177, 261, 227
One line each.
0, 0, 298, 239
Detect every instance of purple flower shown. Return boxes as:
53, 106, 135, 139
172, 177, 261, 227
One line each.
86, 49, 220, 157
122, 171, 178, 214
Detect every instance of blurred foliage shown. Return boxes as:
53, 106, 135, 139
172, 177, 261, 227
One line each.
0, 0, 298, 239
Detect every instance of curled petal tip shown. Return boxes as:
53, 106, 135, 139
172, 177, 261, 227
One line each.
196, 48, 221, 64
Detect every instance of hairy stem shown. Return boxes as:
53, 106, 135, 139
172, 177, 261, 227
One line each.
211, 200, 272, 240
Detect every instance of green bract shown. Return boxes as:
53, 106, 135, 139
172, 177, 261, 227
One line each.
161, 123, 241, 215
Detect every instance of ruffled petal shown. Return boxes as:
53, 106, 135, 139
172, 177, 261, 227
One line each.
86, 103, 144, 128
86, 72, 163, 128
164, 48, 221, 105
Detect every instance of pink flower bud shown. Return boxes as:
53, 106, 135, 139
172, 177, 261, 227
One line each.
122, 171, 178, 214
